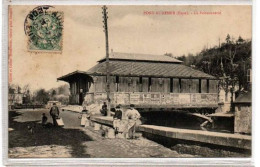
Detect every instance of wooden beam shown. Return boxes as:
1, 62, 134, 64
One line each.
102, 5, 111, 116
207, 79, 210, 93
199, 79, 202, 93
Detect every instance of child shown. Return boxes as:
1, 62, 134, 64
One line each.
80, 106, 91, 127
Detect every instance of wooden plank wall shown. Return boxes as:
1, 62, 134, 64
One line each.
201, 79, 208, 93
90, 76, 217, 94
129, 77, 140, 92
70, 82, 77, 94
151, 78, 160, 92
190, 79, 199, 93
142, 77, 149, 92
118, 77, 129, 92
110, 76, 116, 92
95, 76, 107, 92
150, 78, 170, 92
209, 80, 218, 93
181, 79, 190, 93
163, 78, 171, 93
172, 79, 180, 93
118, 77, 140, 92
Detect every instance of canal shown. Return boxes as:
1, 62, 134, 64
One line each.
140, 110, 234, 133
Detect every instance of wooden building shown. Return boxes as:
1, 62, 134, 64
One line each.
58, 52, 218, 108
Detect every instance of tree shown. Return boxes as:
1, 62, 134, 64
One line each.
50, 89, 57, 100
164, 53, 173, 58
222, 34, 238, 107
22, 84, 31, 104
51, 89, 57, 96
57, 84, 70, 95
8, 84, 16, 105
17, 86, 22, 93
226, 34, 231, 44
176, 35, 251, 111
34, 89, 50, 104
237, 36, 245, 44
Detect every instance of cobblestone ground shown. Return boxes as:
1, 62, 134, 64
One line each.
82, 127, 194, 158
8, 109, 194, 158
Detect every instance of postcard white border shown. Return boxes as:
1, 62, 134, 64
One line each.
1, 0, 255, 166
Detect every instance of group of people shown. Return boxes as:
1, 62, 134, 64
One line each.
43, 102, 141, 139
112, 104, 141, 139
41, 103, 60, 127
100, 102, 141, 139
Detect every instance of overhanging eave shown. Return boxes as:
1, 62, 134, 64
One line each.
57, 70, 92, 83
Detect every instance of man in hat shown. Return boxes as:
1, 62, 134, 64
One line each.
113, 105, 123, 132
49, 103, 59, 126
125, 104, 141, 139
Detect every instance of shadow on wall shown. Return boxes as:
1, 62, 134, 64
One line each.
8, 111, 93, 158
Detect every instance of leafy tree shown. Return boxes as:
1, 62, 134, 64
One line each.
175, 35, 251, 111
34, 89, 50, 104
226, 34, 231, 44
57, 84, 70, 95
164, 53, 173, 58
237, 36, 245, 44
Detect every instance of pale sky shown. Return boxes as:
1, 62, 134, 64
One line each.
10, 5, 252, 91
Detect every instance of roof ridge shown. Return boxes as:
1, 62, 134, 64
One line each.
112, 51, 165, 56
98, 51, 183, 63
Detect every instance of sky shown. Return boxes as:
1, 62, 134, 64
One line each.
9, 5, 252, 91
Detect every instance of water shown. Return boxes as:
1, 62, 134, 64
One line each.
140, 110, 234, 133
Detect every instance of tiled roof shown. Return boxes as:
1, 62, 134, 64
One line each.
87, 60, 215, 79
98, 52, 182, 63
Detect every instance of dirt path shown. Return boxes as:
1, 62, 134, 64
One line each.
8, 109, 194, 158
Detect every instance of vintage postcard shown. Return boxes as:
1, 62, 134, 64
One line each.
6, 4, 252, 163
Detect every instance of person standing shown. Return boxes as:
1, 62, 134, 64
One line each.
49, 103, 59, 126
125, 104, 141, 139
113, 105, 123, 133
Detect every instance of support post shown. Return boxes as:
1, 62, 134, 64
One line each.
102, 6, 111, 116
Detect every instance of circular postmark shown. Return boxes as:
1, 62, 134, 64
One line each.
24, 6, 63, 52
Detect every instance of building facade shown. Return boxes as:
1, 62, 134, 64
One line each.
58, 52, 219, 109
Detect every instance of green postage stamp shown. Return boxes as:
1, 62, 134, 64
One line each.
24, 6, 63, 53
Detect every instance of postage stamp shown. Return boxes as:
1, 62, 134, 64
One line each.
24, 6, 63, 53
